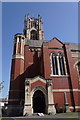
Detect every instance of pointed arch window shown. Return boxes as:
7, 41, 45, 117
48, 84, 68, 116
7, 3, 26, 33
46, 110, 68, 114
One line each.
52, 53, 58, 75
51, 52, 67, 76
77, 62, 80, 84
77, 62, 80, 75
75, 61, 80, 84
58, 53, 66, 75
30, 30, 38, 40
76, 62, 80, 80
31, 21, 36, 28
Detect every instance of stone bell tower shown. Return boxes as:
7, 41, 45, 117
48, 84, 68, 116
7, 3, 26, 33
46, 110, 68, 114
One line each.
23, 14, 44, 40
23, 15, 56, 115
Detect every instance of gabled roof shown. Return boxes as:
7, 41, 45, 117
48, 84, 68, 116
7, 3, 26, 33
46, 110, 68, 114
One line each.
44, 37, 64, 45
25, 76, 47, 84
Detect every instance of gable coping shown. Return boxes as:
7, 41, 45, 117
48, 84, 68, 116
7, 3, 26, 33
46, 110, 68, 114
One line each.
25, 76, 47, 84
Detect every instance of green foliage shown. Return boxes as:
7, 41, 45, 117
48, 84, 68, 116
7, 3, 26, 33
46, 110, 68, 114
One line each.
57, 112, 80, 115
53, 118, 80, 120
55, 104, 66, 113
0, 81, 4, 91
0, 118, 14, 120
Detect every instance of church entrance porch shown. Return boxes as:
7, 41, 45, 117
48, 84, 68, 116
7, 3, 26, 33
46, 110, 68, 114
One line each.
23, 76, 56, 115
33, 90, 46, 113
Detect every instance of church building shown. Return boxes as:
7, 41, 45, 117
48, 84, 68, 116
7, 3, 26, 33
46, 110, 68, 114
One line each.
8, 15, 80, 116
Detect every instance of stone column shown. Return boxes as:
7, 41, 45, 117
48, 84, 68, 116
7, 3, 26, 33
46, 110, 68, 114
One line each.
47, 79, 56, 114
20, 38, 22, 55
23, 79, 32, 115
16, 37, 19, 54
64, 92, 70, 112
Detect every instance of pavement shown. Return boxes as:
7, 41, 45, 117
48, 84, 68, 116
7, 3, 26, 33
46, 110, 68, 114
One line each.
12, 114, 80, 120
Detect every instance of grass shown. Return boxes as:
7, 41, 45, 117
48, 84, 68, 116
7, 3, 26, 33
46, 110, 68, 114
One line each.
55, 118, 80, 120
57, 112, 80, 115
55, 112, 80, 120
0, 117, 80, 120
0, 117, 15, 120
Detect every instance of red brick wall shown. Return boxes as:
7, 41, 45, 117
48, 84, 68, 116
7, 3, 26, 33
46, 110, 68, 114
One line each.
9, 38, 79, 111
41, 39, 79, 111
24, 46, 41, 78
31, 80, 46, 90
11, 59, 24, 80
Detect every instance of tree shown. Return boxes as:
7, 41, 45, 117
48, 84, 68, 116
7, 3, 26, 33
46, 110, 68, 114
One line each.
0, 81, 4, 92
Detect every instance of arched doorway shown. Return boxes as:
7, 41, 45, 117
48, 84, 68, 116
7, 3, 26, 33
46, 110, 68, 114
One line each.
33, 90, 46, 113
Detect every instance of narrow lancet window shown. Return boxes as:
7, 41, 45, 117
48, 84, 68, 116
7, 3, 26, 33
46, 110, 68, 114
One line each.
59, 53, 66, 75
51, 53, 67, 76
52, 53, 58, 75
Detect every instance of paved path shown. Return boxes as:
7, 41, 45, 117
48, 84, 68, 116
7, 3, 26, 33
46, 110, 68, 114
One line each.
12, 114, 80, 120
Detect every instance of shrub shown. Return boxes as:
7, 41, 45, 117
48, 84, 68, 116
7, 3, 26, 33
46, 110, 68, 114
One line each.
55, 104, 66, 113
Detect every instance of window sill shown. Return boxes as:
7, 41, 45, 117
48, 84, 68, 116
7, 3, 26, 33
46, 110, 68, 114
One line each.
50, 74, 69, 77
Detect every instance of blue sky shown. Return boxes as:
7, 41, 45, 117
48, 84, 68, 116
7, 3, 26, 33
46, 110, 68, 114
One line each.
2, 2, 78, 98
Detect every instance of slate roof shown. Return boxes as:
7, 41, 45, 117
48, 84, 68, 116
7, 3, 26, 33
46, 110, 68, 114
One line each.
64, 42, 80, 51
25, 39, 43, 48
25, 38, 80, 51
